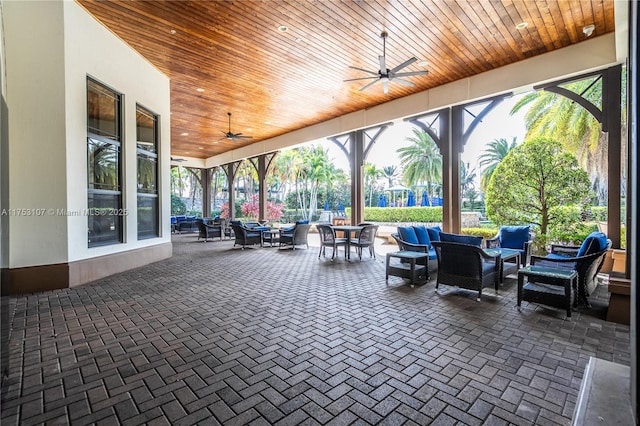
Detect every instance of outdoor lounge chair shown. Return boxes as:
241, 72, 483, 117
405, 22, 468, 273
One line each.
391, 225, 440, 274
230, 222, 263, 249
316, 223, 347, 260
485, 225, 533, 267
196, 220, 223, 242
279, 222, 311, 250
431, 240, 501, 302
530, 231, 611, 307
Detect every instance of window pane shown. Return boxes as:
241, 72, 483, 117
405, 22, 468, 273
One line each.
87, 79, 120, 140
136, 107, 157, 153
88, 136, 120, 191
137, 195, 158, 239
88, 192, 123, 246
137, 155, 157, 193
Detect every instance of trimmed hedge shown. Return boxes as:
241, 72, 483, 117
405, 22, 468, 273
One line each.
461, 227, 499, 239
354, 206, 443, 223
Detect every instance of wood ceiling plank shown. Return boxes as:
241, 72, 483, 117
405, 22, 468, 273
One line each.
77, 0, 616, 159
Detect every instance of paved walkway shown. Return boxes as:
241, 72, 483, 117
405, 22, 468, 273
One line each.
1, 233, 630, 425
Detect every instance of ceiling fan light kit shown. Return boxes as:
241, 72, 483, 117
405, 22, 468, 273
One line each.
344, 30, 428, 94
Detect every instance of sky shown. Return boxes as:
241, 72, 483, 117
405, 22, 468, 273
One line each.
317, 93, 530, 188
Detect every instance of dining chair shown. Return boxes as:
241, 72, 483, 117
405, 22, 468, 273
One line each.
351, 224, 379, 260
316, 224, 347, 260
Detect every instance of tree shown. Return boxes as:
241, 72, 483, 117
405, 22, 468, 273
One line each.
479, 137, 518, 191
364, 163, 383, 207
382, 165, 398, 188
485, 137, 592, 241
397, 128, 442, 200
508, 72, 627, 205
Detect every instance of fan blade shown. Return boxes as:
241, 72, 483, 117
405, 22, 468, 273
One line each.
344, 76, 379, 82
390, 57, 417, 74
393, 78, 415, 87
379, 55, 386, 73
394, 70, 429, 77
383, 80, 389, 94
348, 65, 379, 76
359, 79, 379, 92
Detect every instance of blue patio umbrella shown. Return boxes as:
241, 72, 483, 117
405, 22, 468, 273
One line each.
407, 191, 416, 207
324, 200, 329, 210
338, 202, 344, 212
421, 191, 429, 206
377, 194, 387, 207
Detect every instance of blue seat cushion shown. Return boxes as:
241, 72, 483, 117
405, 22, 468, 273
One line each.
295, 220, 309, 225
281, 225, 295, 232
577, 231, 608, 257
413, 226, 431, 246
482, 261, 497, 274
499, 226, 530, 249
398, 226, 419, 244
426, 226, 442, 242
439, 232, 482, 247
428, 247, 437, 260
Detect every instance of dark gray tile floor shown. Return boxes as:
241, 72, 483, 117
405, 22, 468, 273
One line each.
1, 233, 630, 425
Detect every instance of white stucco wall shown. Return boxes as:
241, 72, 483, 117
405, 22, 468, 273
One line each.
4, 0, 171, 268
5, 1, 69, 267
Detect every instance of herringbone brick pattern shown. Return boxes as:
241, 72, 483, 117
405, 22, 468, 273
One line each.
1, 234, 630, 425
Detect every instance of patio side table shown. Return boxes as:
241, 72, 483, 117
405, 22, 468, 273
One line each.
517, 265, 577, 317
386, 251, 429, 288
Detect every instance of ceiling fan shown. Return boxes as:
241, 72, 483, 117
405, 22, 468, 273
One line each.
220, 112, 253, 141
344, 30, 428, 94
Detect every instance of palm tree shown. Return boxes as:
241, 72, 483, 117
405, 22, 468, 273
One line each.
478, 137, 518, 191
460, 162, 477, 198
364, 163, 383, 207
382, 165, 398, 189
397, 128, 442, 200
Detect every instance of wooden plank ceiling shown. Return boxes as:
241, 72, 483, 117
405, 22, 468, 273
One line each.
77, 0, 615, 160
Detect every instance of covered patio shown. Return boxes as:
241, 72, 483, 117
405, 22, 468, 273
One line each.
1, 234, 629, 425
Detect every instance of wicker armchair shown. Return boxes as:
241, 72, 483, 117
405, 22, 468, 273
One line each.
230, 222, 263, 249
431, 241, 501, 302
530, 232, 611, 307
391, 232, 437, 275
485, 225, 533, 267
316, 223, 347, 260
351, 224, 379, 260
196, 221, 222, 242
279, 223, 311, 250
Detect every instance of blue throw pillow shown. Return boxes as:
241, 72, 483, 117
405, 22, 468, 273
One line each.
398, 226, 419, 244
413, 226, 431, 246
577, 231, 608, 257
499, 226, 530, 249
426, 226, 442, 242
439, 232, 482, 247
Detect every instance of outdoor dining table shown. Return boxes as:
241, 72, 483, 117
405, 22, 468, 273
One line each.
330, 225, 364, 261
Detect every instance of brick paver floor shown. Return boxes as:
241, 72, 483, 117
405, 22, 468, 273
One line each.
1, 233, 630, 425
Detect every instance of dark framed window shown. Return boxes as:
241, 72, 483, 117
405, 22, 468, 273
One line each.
136, 105, 159, 239
87, 78, 123, 247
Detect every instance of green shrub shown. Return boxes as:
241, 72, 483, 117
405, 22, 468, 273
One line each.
461, 228, 499, 239
591, 206, 608, 221
358, 206, 443, 223
171, 194, 187, 215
